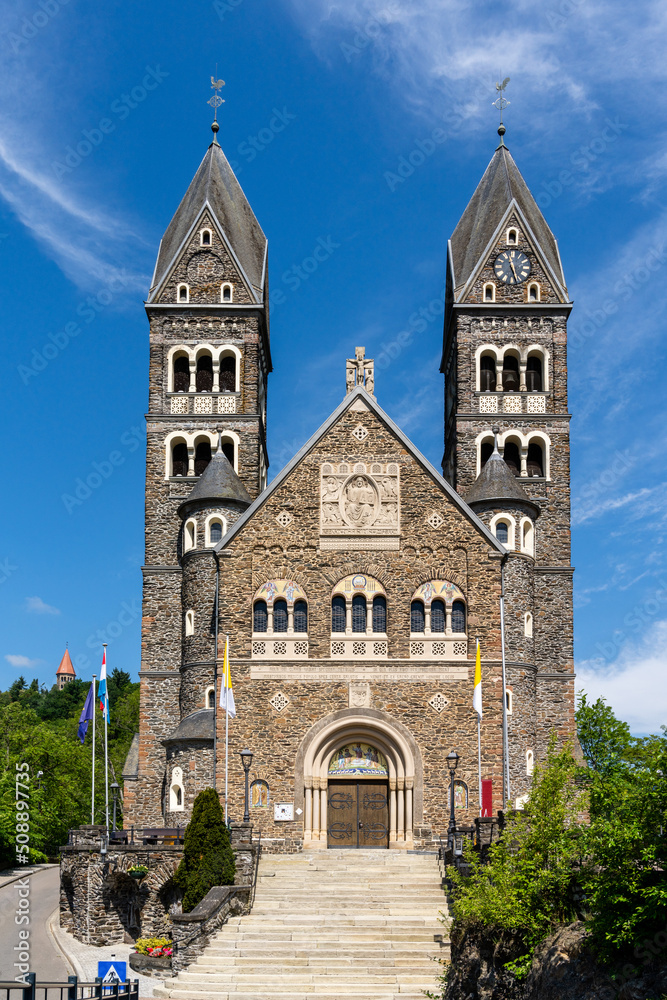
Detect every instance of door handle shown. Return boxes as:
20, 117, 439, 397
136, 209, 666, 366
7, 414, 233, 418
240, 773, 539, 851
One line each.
358, 822, 363, 828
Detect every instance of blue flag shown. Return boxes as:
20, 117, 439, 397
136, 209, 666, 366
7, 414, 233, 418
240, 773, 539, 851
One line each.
78, 682, 95, 744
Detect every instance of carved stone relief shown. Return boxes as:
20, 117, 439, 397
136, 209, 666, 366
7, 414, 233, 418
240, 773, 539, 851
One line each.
320, 463, 400, 550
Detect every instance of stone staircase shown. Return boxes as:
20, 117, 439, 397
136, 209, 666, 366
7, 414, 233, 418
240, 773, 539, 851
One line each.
156, 849, 449, 999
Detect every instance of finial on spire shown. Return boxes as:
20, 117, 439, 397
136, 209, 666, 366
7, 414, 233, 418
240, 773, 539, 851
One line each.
208, 68, 225, 142
493, 77, 510, 144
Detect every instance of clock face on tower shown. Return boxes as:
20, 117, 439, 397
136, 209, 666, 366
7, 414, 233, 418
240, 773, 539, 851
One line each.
494, 250, 531, 285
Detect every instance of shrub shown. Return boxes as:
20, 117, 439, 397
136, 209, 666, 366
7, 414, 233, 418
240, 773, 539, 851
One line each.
174, 787, 235, 912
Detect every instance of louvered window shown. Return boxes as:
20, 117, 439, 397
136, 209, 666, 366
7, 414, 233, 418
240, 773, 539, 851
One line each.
372, 596, 386, 633
294, 600, 308, 633
431, 600, 445, 633
352, 595, 366, 633
273, 599, 288, 633
253, 601, 268, 633
332, 596, 346, 633
411, 601, 425, 633
452, 601, 466, 633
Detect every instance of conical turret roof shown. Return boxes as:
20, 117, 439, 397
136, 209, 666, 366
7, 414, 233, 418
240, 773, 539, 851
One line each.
465, 439, 540, 517
56, 647, 75, 677
149, 140, 267, 301
178, 439, 252, 515
450, 143, 564, 295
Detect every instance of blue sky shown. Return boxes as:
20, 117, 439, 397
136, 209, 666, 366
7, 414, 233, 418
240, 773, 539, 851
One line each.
1, 0, 666, 734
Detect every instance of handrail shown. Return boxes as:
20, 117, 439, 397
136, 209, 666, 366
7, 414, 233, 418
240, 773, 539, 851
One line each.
250, 830, 262, 909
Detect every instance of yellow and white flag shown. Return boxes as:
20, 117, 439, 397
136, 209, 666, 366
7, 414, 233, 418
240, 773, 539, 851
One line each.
472, 640, 482, 719
219, 637, 236, 719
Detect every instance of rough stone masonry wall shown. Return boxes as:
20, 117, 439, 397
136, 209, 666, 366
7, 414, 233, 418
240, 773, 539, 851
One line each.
210, 403, 518, 843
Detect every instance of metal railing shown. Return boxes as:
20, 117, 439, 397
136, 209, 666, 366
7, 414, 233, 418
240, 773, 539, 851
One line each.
250, 830, 262, 909
0, 975, 139, 1000
67, 827, 183, 847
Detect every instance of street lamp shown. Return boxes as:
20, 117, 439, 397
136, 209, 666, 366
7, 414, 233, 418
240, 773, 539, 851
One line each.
446, 750, 460, 854
239, 749, 253, 823
110, 782, 120, 834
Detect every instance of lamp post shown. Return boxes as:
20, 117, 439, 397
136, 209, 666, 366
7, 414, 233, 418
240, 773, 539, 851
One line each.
446, 750, 460, 854
240, 749, 253, 823
110, 782, 119, 834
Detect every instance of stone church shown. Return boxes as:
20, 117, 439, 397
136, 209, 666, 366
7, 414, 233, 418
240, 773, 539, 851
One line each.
122, 120, 575, 851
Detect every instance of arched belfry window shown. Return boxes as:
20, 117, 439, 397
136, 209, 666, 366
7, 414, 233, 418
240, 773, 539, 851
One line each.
200, 229, 212, 246
330, 574, 387, 640
196, 354, 213, 392
173, 354, 190, 392
480, 355, 496, 391
220, 354, 237, 392
221, 283, 233, 302
507, 228, 518, 245
526, 356, 543, 392
502, 355, 520, 392
503, 441, 521, 476
527, 442, 544, 478
481, 440, 494, 468
221, 441, 235, 468
528, 282, 540, 302
483, 283, 495, 303
172, 442, 188, 477
177, 284, 189, 302
195, 440, 212, 476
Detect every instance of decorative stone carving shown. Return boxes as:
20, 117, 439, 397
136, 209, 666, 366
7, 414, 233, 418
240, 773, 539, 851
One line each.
346, 346, 375, 396
351, 424, 368, 442
269, 692, 289, 713
348, 681, 371, 708
275, 511, 293, 528
428, 693, 449, 714
320, 462, 400, 550
426, 511, 444, 529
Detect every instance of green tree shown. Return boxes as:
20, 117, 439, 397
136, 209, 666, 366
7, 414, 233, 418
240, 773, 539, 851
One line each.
174, 788, 235, 912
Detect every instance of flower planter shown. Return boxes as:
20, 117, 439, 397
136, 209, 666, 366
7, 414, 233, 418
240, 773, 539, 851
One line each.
128, 870, 148, 881
129, 952, 172, 977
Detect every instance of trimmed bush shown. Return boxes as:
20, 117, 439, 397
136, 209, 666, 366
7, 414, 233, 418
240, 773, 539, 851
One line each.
174, 788, 235, 912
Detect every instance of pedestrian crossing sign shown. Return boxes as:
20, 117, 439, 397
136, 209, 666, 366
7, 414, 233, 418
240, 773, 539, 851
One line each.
98, 961, 127, 985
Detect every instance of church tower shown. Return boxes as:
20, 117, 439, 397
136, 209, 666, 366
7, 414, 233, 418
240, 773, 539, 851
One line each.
441, 127, 575, 751
125, 123, 270, 825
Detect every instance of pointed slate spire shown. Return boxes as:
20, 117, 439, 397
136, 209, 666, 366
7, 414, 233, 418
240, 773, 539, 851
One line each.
449, 143, 565, 296
149, 140, 268, 302
178, 434, 252, 515
465, 429, 540, 517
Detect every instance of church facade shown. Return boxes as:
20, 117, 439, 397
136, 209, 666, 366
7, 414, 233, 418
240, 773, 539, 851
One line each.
123, 123, 575, 851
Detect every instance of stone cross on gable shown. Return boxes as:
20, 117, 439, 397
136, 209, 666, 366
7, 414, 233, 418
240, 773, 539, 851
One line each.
346, 346, 375, 397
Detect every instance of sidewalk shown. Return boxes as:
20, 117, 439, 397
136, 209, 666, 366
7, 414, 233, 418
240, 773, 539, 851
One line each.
48, 910, 164, 998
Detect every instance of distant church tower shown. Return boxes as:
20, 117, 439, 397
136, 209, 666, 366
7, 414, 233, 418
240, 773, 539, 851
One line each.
441, 125, 575, 747
56, 646, 76, 690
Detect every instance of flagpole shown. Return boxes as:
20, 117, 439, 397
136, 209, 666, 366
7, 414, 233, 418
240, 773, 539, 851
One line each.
476, 639, 482, 818
91, 675, 97, 825
225, 634, 229, 825
103, 644, 109, 836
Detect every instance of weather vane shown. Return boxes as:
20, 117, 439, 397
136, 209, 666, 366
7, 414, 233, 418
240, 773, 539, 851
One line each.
208, 67, 225, 138
492, 76, 510, 143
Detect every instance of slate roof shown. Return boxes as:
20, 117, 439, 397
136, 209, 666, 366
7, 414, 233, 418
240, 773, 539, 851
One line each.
215, 385, 506, 555
178, 439, 252, 515
163, 709, 214, 744
149, 139, 268, 302
56, 648, 75, 676
465, 441, 540, 517
122, 733, 139, 779
450, 143, 565, 295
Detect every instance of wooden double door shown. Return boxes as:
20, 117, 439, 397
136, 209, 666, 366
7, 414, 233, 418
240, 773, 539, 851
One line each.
327, 780, 389, 848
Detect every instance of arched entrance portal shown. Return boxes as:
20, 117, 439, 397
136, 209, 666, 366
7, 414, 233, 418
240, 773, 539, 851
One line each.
297, 710, 421, 850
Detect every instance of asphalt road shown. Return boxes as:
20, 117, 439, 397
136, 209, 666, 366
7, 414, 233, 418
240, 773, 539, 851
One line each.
0, 867, 69, 983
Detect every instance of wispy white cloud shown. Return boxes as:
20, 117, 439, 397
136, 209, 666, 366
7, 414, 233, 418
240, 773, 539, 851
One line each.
24, 596, 60, 615
577, 618, 667, 735
5, 654, 42, 669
